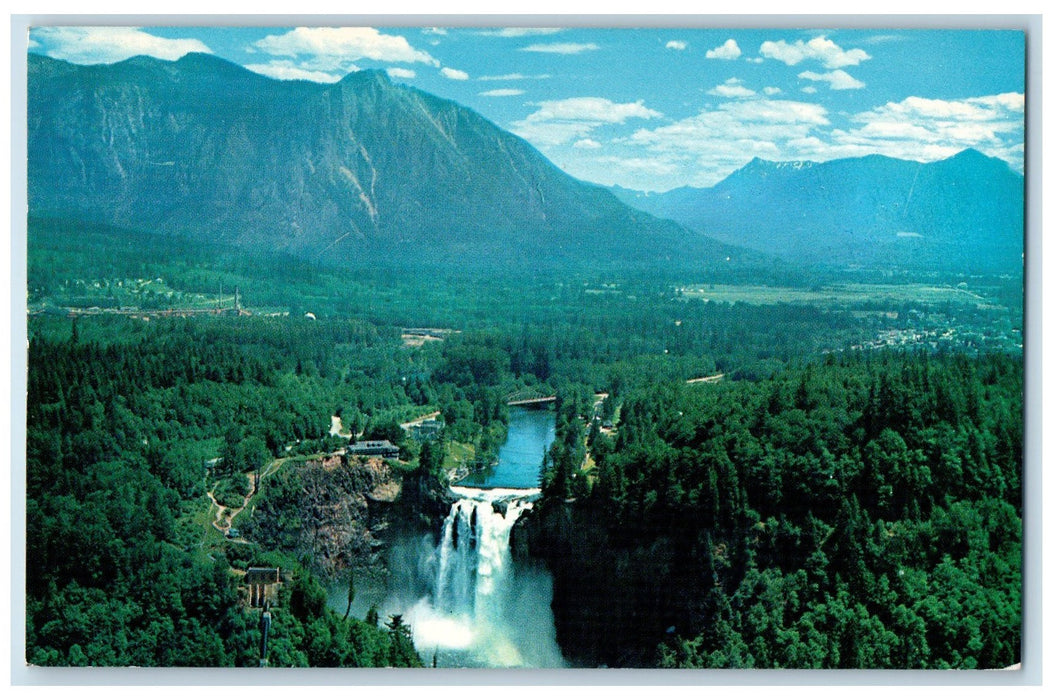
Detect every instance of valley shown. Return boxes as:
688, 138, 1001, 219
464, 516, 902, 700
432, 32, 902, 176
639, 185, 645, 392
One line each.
24, 245, 1023, 668
22, 30, 1026, 673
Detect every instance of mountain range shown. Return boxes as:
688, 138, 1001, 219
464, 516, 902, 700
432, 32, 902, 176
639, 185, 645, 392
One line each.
610, 150, 1024, 275
28, 52, 1023, 278
27, 52, 739, 273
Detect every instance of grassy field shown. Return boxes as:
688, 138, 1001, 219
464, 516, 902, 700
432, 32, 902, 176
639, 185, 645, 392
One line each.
443, 441, 477, 476
678, 282, 1005, 310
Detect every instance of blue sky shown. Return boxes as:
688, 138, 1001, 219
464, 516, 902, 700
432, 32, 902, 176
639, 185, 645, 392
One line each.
27, 25, 1026, 192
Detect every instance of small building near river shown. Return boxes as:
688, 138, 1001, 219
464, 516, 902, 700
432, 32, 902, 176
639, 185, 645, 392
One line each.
346, 440, 400, 460
242, 567, 283, 608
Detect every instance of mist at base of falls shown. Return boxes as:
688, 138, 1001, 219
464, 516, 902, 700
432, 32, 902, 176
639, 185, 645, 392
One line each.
329, 409, 563, 667
378, 487, 566, 668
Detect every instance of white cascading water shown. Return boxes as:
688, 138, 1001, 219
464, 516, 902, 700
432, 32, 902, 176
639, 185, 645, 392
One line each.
433, 487, 532, 618
400, 486, 565, 667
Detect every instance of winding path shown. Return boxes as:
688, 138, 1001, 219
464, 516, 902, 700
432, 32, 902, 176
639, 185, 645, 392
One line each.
207, 458, 287, 539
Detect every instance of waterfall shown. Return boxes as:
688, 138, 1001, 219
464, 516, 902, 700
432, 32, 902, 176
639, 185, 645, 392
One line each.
432, 487, 535, 619
398, 486, 565, 667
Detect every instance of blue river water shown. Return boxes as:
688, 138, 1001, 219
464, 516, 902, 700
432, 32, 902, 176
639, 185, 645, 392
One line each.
455, 406, 556, 489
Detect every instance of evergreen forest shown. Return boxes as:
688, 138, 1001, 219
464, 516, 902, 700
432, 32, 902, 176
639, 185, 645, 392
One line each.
23, 217, 1025, 670
528, 351, 1022, 668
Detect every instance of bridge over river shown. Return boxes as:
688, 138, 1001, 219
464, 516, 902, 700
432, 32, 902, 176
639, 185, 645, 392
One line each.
505, 374, 723, 407
504, 388, 557, 407
506, 395, 557, 407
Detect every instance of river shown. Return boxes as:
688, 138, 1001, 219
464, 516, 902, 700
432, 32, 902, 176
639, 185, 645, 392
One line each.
456, 406, 556, 489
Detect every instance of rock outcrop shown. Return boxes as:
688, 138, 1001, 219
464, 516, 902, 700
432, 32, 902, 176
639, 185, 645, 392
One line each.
248, 453, 403, 576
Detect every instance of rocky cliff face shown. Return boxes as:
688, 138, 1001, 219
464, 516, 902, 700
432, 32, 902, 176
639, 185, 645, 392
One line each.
247, 453, 404, 576
298, 454, 402, 575
28, 52, 739, 272
518, 499, 674, 668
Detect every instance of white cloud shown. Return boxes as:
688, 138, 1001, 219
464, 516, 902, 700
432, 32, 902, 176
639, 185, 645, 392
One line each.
708, 78, 756, 98
764, 86, 782, 95
628, 100, 829, 149
853, 120, 933, 140
798, 69, 865, 90
31, 27, 211, 64
740, 100, 829, 125
254, 27, 439, 77
833, 92, 1025, 170
511, 96, 662, 146
802, 86, 818, 94
619, 98, 832, 186
760, 36, 870, 68
480, 88, 525, 97
520, 42, 599, 55
441, 67, 470, 80
629, 104, 826, 154
424, 28, 448, 36
244, 61, 343, 83
706, 39, 741, 60
573, 138, 602, 149
478, 73, 551, 81
525, 97, 661, 124
666, 40, 688, 51
554, 152, 684, 191
387, 67, 416, 79
980, 92, 1026, 111
890, 93, 1024, 119
478, 28, 562, 37
512, 121, 597, 146
863, 34, 906, 45
746, 57, 764, 64
551, 86, 1024, 191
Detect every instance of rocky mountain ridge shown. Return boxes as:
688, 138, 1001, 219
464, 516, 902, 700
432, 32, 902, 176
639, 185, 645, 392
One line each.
28, 52, 740, 273
610, 149, 1024, 275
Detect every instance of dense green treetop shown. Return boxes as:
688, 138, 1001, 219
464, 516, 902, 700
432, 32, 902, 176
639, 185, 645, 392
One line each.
528, 351, 1022, 669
